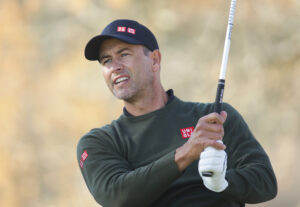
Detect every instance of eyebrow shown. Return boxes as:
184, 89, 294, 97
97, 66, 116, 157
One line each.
99, 47, 132, 63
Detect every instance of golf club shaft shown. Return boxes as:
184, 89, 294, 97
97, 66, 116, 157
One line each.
201, 0, 237, 177
215, 0, 236, 113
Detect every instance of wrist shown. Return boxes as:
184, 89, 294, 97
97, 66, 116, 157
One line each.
175, 145, 194, 172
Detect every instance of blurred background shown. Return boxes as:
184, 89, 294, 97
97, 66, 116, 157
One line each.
1, 0, 299, 206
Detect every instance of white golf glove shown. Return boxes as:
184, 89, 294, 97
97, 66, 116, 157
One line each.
198, 144, 228, 192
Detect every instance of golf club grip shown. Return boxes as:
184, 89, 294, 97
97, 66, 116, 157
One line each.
201, 79, 225, 177
214, 79, 225, 113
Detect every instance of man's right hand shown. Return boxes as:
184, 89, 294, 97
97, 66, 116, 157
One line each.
175, 111, 227, 172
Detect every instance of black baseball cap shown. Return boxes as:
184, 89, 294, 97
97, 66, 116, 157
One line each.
84, 19, 159, 61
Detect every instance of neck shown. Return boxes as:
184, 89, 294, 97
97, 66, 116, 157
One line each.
124, 86, 168, 116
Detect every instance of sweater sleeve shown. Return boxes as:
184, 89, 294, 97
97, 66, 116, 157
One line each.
77, 129, 182, 207
221, 103, 277, 203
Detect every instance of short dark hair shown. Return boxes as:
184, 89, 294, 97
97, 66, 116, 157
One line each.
143, 46, 151, 56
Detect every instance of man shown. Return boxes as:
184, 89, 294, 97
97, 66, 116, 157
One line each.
77, 19, 277, 207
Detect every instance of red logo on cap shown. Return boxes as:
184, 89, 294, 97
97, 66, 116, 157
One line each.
180, 127, 194, 139
127, 28, 136, 34
117, 26, 136, 35
117, 26, 126, 32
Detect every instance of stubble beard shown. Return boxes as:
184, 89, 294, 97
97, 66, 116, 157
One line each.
111, 70, 154, 103
112, 85, 138, 102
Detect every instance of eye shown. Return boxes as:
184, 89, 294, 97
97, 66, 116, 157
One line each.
102, 58, 112, 65
121, 53, 129, 57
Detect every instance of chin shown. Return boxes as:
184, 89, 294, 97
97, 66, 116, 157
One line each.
114, 90, 135, 101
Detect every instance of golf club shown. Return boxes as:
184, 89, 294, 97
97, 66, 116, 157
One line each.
201, 0, 237, 177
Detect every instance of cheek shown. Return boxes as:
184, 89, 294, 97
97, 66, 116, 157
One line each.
135, 57, 152, 74
102, 69, 112, 85
135, 66, 153, 85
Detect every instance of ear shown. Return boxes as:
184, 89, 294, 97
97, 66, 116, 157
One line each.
151, 50, 161, 72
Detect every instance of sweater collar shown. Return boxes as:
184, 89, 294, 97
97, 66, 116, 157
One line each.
123, 89, 175, 117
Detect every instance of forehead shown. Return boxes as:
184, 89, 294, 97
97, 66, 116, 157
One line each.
99, 38, 139, 56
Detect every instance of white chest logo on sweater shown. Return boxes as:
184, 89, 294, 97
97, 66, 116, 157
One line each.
180, 127, 194, 139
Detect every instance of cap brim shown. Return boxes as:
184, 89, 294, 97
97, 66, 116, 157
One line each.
84, 34, 143, 61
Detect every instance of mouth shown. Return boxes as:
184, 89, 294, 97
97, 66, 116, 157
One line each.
113, 76, 129, 85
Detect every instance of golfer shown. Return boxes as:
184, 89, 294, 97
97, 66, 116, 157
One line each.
77, 19, 277, 207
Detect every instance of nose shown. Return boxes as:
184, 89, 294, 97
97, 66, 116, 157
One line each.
110, 58, 124, 73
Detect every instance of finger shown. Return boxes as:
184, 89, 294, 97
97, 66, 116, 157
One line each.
199, 158, 225, 166
200, 112, 226, 125
200, 148, 227, 159
220, 111, 227, 123
192, 126, 224, 140
203, 140, 226, 150
199, 158, 225, 171
195, 122, 224, 135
